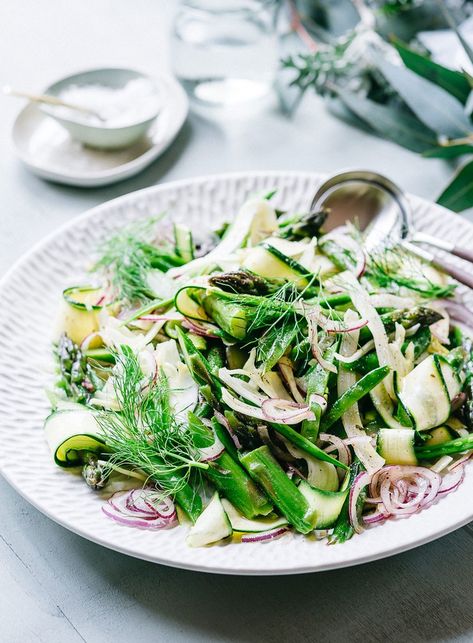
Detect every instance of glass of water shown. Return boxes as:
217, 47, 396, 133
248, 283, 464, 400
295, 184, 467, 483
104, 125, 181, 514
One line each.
171, 0, 279, 107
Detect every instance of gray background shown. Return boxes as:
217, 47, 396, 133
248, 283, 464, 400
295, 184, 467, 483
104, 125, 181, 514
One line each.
2, 2, 473, 641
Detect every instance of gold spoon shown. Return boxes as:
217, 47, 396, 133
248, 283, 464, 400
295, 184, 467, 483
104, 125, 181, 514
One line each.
3, 85, 106, 122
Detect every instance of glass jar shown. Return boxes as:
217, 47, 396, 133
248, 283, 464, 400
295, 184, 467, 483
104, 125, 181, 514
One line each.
171, 0, 279, 107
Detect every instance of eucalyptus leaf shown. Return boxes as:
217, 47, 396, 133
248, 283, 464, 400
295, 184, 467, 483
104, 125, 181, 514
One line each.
423, 144, 473, 159
392, 38, 471, 104
374, 55, 473, 138
334, 86, 438, 153
435, 0, 473, 69
437, 159, 473, 212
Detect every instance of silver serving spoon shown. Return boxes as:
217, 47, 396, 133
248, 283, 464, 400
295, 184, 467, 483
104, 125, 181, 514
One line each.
311, 169, 473, 290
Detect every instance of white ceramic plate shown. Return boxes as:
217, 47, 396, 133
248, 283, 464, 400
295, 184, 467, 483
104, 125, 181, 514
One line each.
1, 171, 472, 575
11, 75, 188, 187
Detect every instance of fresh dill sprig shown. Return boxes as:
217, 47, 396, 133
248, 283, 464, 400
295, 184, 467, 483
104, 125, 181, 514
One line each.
245, 281, 312, 369
366, 245, 456, 299
92, 216, 184, 307
96, 347, 206, 498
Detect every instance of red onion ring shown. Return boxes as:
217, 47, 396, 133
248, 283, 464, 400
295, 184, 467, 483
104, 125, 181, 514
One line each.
319, 433, 351, 467
349, 471, 372, 534
261, 398, 314, 425
241, 527, 289, 543
182, 318, 220, 338
214, 410, 242, 450
104, 490, 177, 530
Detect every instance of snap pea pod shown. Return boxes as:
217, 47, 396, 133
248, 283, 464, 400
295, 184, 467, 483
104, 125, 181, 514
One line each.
188, 413, 272, 518
343, 326, 432, 375
415, 433, 473, 460
301, 343, 338, 443
174, 483, 203, 523
271, 421, 348, 470
206, 344, 225, 375
320, 365, 390, 431
176, 327, 222, 398
240, 446, 317, 534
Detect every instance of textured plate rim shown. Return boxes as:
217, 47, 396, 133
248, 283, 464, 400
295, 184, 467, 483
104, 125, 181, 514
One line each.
1, 170, 473, 576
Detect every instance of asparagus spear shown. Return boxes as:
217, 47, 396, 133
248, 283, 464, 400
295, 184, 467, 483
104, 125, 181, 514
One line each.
240, 446, 317, 533
343, 326, 432, 375
277, 208, 328, 241
358, 306, 442, 343
208, 271, 282, 296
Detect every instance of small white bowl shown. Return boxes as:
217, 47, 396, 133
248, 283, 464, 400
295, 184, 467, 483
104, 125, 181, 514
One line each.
40, 68, 161, 150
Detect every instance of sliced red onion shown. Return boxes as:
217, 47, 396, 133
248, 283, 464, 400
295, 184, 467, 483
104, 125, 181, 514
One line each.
308, 393, 327, 413
139, 313, 182, 322
307, 316, 337, 374
221, 388, 266, 421
182, 318, 220, 338
363, 507, 388, 525
261, 398, 314, 425
448, 452, 473, 471
319, 432, 351, 467
438, 466, 465, 495
349, 471, 372, 534
199, 434, 225, 462
102, 505, 173, 530
241, 527, 289, 543
213, 410, 242, 450
307, 305, 367, 335
103, 490, 177, 530
95, 294, 106, 307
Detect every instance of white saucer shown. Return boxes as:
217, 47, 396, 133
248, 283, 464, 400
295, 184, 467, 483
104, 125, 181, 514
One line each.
11, 75, 188, 187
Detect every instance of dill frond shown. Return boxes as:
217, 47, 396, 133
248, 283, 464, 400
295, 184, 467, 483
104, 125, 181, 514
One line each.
366, 245, 456, 299
92, 215, 184, 306
96, 348, 205, 498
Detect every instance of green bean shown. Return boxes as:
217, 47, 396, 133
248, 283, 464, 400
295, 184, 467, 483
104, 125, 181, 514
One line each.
271, 422, 348, 470
415, 433, 473, 460
301, 343, 338, 443
320, 365, 390, 431
240, 446, 317, 534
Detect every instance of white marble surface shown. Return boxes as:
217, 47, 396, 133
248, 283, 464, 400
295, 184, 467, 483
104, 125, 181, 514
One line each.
2, 1, 473, 641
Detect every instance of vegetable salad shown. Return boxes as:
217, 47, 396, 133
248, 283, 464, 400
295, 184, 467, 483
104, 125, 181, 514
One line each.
45, 192, 473, 546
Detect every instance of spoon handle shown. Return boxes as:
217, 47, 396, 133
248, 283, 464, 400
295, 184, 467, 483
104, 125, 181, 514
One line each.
412, 231, 473, 266
431, 255, 473, 290
402, 240, 473, 290
450, 245, 473, 265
